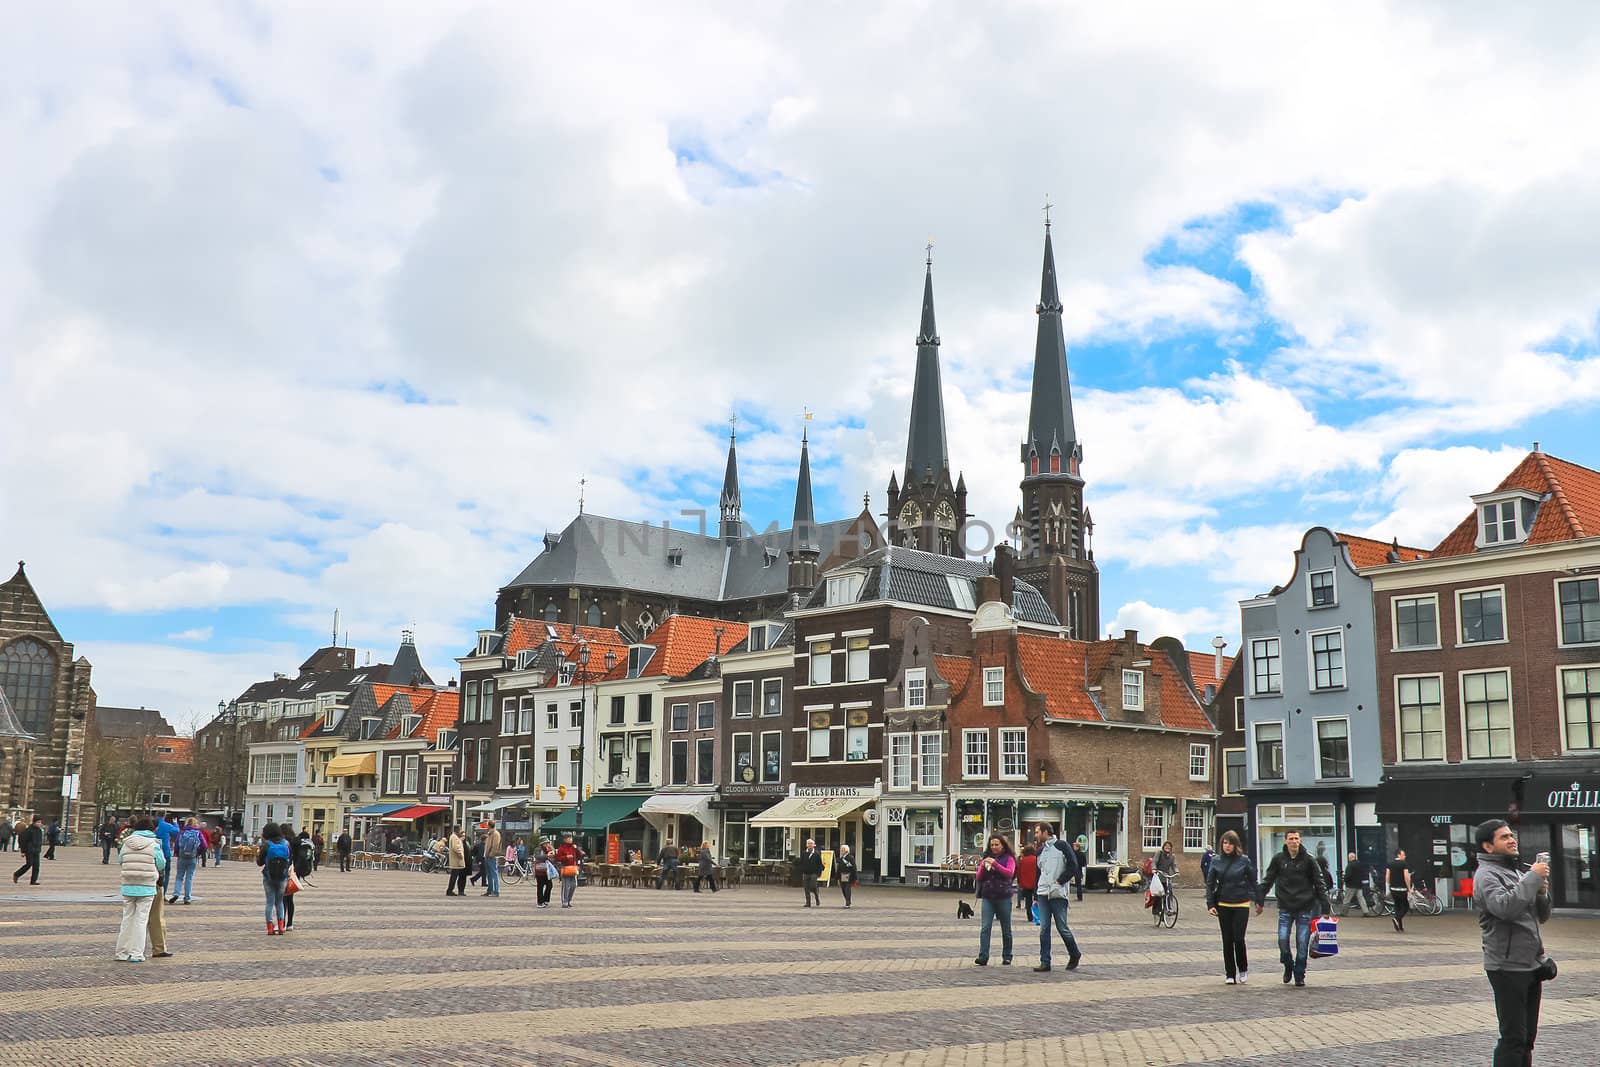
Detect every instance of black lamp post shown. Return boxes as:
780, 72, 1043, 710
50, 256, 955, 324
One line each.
571, 641, 618, 853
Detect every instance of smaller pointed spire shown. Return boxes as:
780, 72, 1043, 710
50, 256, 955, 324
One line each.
719, 416, 741, 543
1037, 220, 1063, 315
789, 429, 817, 557
887, 469, 899, 494
917, 241, 939, 346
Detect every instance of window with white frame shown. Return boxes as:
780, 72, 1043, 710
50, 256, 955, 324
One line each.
516, 746, 532, 787
889, 733, 913, 788
404, 755, 420, 794
478, 738, 490, 783
909, 813, 938, 866
808, 714, 832, 759
568, 700, 582, 728
1183, 804, 1208, 851
670, 740, 689, 785
1560, 578, 1600, 646
809, 641, 833, 685
1477, 498, 1527, 547
1255, 722, 1284, 780
761, 678, 783, 717
1459, 588, 1506, 645
1397, 675, 1445, 761
847, 636, 870, 682
670, 703, 689, 732
905, 668, 927, 709
481, 680, 496, 723
546, 703, 558, 731
1233, 697, 1244, 732
502, 701, 517, 735
569, 747, 581, 787
732, 680, 754, 718
499, 745, 516, 788
919, 732, 942, 788
760, 732, 781, 782
846, 722, 868, 761
464, 680, 479, 722
519, 697, 535, 734
825, 573, 865, 606
1462, 669, 1513, 759
983, 667, 1005, 706
1122, 669, 1144, 710
1316, 719, 1350, 778
963, 729, 990, 778
1142, 799, 1167, 850
1562, 667, 1600, 750
697, 701, 715, 730
1000, 728, 1028, 779
1310, 630, 1345, 689
544, 749, 558, 787
731, 732, 754, 780
610, 696, 626, 726
1394, 595, 1439, 650
1188, 743, 1210, 781
696, 737, 714, 783
1309, 569, 1336, 607
1223, 749, 1247, 795
386, 756, 403, 794
1251, 637, 1282, 695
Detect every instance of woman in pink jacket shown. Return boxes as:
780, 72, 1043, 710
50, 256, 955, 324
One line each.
973, 834, 1018, 967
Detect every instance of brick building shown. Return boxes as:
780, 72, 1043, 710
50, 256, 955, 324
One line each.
1369, 450, 1600, 908
0, 562, 97, 833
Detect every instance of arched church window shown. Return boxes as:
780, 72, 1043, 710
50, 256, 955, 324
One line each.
543, 601, 559, 623
0, 637, 57, 735
585, 601, 602, 626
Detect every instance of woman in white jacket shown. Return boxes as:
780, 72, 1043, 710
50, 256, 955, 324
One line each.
116, 815, 167, 962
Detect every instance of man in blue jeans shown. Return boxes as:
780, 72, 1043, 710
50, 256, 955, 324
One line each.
1031, 824, 1083, 973
1255, 829, 1330, 988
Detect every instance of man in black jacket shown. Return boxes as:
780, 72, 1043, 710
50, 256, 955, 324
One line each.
798, 838, 823, 908
1255, 830, 1330, 987
11, 817, 44, 885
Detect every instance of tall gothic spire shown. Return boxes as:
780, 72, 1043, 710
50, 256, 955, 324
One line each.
789, 423, 817, 555
719, 418, 742, 543
1021, 219, 1078, 473
904, 249, 950, 483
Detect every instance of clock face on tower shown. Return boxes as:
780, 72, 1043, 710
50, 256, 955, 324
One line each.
935, 500, 957, 529
899, 500, 923, 529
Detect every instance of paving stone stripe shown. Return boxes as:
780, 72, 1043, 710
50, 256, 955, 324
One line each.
781, 995, 1600, 1067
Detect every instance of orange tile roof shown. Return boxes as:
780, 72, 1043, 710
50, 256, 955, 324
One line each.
640, 615, 749, 678
150, 737, 192, 763
411, 689, 460, 740
1185, 651, 1236, 694
1433, 451, 1600, 557
1014, 635, 1101, 723
504, 619, 625, 658
298, 717, 325, 740
934, 654, 971, 697
1336, 532, 1430, 569
1148, 650, 1215, 732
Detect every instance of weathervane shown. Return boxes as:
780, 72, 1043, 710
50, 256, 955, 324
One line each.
578, 476, 586, 515
925, 238, 934, 267
1043, 194, 1053, 230
801, 406, 813, 443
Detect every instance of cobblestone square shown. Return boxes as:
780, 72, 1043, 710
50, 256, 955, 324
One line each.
3, 849, 1598, 1066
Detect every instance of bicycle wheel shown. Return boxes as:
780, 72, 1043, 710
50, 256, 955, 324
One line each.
503, 863, 524, 886
1164, 891, 1179, 928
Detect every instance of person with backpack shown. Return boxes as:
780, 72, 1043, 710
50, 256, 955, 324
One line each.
311, 830, 325, 872
11, 817, 44, 885
115, 815, 166, 962
1205, 829, 1257, 985
257, 823, 292, 934
146, 814, 178, 956
1031, 824, 1083, 973
1015, 845, 1040, 925
169, 817, 204, 904
1255, 829, 1331, 988
973, 834, 1017, 967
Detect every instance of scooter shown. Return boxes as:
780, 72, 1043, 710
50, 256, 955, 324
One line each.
1107, 863, 1144, 892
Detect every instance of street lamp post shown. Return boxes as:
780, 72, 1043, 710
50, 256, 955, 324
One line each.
571, 640, 618, 855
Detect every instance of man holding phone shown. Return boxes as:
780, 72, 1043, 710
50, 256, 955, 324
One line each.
1473, 819, 1551, 1067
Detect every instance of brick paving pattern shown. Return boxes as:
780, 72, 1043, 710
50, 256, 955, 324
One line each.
3, 848, 1598, 1065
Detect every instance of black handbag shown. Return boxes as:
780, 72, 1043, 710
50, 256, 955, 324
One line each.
1536, 955, 1558, 982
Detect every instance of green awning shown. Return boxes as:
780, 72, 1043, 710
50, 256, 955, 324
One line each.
540, 795, 645, 831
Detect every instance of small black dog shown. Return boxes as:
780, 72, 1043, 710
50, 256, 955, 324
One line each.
956, 900, 974, 919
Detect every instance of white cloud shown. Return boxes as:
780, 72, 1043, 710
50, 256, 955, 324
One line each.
1107, 600, 1231, 649
165, 627, 214, 643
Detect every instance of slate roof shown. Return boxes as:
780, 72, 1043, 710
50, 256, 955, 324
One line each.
92, 706, 177, 739
235, 664, 392, 706
1022, 226, 1077, 465
386, 640, 434, 687
502, 512, 859, 605
1431, 451, 1600, 557
1336, 532, 1430, 568
805, 546, 1060, 626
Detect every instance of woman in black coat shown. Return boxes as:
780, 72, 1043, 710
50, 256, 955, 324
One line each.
836, 845, 859, 909
693, 842, 718, 893
1205, 830, 1258, 984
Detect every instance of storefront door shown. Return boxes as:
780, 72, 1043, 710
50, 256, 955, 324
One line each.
1557, 823, 1600, 909
887, 824, 902, 880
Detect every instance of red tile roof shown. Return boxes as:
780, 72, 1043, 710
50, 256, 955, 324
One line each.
1432, 451, 1600, 557
1014, 635, 1101, 723
1185, 651, 1236, 694
1336, 532, 1431, 569
639, 615, 749, 679
505, 619, 625, 658
149, 737, 192, 763
934, 654, 971, 697
1147, 651, 1215, 732
368, 684, 461, 740
298, 717, 325, 740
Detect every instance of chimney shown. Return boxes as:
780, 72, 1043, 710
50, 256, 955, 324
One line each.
976, 574, 1003, 606
1124, 629, 1139, 654
1211, 635, 1227, 679
993, 544, 1016, 606
1386, 537, 1401, 564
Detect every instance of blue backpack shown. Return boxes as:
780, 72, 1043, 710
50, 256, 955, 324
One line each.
178, 828, 202, 858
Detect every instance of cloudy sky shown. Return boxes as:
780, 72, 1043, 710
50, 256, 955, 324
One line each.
5, 3, 1600, 731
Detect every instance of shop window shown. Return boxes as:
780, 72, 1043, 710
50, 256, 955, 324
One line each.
1393, 595, 1439, 650
889, 734, 913, 789
1142, 800, 1167, 851
732, 680, 754, 718
1251, 637, 1281, 695
918, 733, 942, 789
910, 814, 938, 866
1561, 667, 1600, 750
1255, 722, 1284, 780
846, 636, 870, 682
1458, 588, 1506, 645
1462, 670, 1513, 759
1310, 630, 1345, 690
1560, 578, 1600, 646
1183, 804, 1208, 851
904, 668, 927, 709
1316, 719, 1350, 779
1188, 743, 1209, 781
1398, 675, 1445, 761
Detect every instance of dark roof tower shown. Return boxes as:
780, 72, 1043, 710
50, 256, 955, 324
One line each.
719, 419, 742, 544
904, 254, 950, 483
787, 422, 821, 596
386, 629, 435, 688
1021, 216, 1079, 473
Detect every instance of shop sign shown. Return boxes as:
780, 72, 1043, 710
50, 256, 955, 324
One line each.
795, 786, 872, 798
1429, 815, 1453, 825
1540, 779, 1600, 813
722, 783, 783, 796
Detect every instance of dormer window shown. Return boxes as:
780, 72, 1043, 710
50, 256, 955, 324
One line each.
515, 649, 538, 671
947, 575, 976, 611
436, 728, 457, 750
627, 646, 655, 679
401, 714, 421, 736
1122, 670, 1144, 711
762, 547, 778, 568
360, 717, 381, 740
1474, 490, 1541, 549
325, 708, 344, 731
558, 662, 576, 686
747, 624, 769, 653
825, 572, 866, 606
1309, 569, 1335, 607
667, 548, 684, 567
477, 631, 496, 656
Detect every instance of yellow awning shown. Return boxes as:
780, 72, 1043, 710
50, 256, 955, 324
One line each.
325, 752, 377, 777
750, 794, 873, 828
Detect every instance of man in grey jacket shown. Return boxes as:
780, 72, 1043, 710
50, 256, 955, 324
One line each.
1472, 819, 1551, 1067
1031, 825, 1082, 973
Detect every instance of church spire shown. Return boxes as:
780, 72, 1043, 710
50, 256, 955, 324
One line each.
787, 420, 820, 594
719, 417, 742, 543
1021, 214, 1077, 474
904, 246, 950, 483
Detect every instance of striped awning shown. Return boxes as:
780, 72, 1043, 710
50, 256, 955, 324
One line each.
326, 752, 377, 777
381, 804, 449, 823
